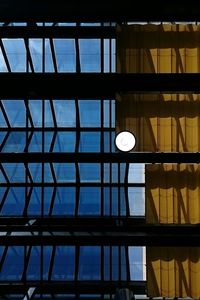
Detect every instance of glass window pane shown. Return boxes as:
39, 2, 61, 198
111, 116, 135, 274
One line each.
44, 164, 53, 182
45, 100, 54, 127
79, 187, 100, 215
45, 39, 54, 72
79, 100, 100, 127
29, 163, 42, 183
0, 108, 7, 127
1, 132, 26, 153
29, 39, 42, 72
103, 100, 110, 127
104, 39, 109, 73
2, 100, 26, 127
0, 47, 8, 72
104, 246, 110, 280
1, 187, 25, 216
0, 246, 24, 280
121, 246, 127, 280
43, 246, 53, 280
79, 132, 100, 152
54, 100, 76, 127
78, 246, 100, 280
3, 39, 26, 72
27, 187, 41, 215
27, 246, 41, 280
128, 187, 145, 216
128, 164, 145, 183
2, 163, 25, 182
79, 163, 100, 182
111, 39, 116, 72
53, 132, 76, 152
29, 132, 42, 152
44, 131, 54, 152
112, 247, 119, 280
54, 39, 76, 72
29, 100, 42, 127
129, 247, 146, 280
79, 39, 100, 72
53, 163, 75, 182
52, 246, 75, 280
52, 187, 75, 215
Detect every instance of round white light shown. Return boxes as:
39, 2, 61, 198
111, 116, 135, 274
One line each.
115, 131, 136, 152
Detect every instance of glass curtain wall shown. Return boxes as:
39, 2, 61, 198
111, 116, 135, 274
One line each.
0, 22, 145, 299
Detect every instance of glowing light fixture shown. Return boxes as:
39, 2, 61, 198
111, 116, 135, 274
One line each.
115, 131, 136, 152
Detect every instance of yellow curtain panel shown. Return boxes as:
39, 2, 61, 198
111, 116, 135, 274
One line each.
116, 24, 200, 152
116, 24, 200, 297
147, 247, 200, 298
146, 164, 200, 224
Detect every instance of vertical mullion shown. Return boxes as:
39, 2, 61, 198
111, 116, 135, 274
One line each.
118, 246, 121, 281
49, 99, 57, 128
109, 246, 112, 282
48, 186, 57, 216
48, 246, 56, 281
109, 99, 112, 216
125, 246, 131, 281
42, 29, 45, 220
41, 245, 43, 283
100, 34, 105, 216
74, 246, 80, 282
75, 23, 81, 73
49, 38, 58, 73
101, 246, 104, 282
24, 131, 34, 153
23, 186, 33, 216
100, 100, 104, 217
41, 38, 45, 282
75, 98, 81, 217
25, 98, 28, 220
24, 100, 34, 129
49, 131, 57, 153
41, 99, 45, 218
118, 163, 121, 217
124, 163, 130, 216
24, 39, 35, 73
22, 246, 32, 282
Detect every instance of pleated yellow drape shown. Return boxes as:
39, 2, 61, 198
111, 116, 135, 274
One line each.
116, 24, 200, 298
117, 24, 200, 74
116, 24, 200, 152
147, 247, 200, 298
146, 164, 200, 224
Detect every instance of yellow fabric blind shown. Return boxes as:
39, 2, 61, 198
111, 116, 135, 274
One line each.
145, 164, 200, 297
147, 247, 200, 298
116, 93, 200, 152
116, 24, 200, 152
117, 24, 200, 74
146, 164, 200, 224
116, 24, 200, 298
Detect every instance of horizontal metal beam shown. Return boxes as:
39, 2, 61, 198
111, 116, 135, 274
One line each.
0, 73, 200, 99
0, 0, 199, 22
0, 152, 200, 163
0, 26, 115, 38
0, 216, 145, 226
0, 281, 146, 295
1, 224, 200, 246
0, 216, 145, 227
